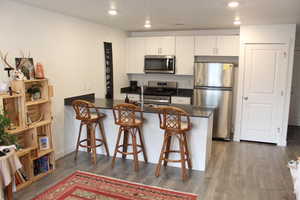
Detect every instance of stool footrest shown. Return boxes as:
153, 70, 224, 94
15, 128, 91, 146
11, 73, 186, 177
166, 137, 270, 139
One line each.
116, 144, 143, 155
163, 150, 189, 163
163, 158, 189, 163
79, 139, 104, 148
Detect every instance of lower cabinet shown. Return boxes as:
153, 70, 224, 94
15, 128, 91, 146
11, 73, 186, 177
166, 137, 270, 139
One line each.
171, 96, 191, 105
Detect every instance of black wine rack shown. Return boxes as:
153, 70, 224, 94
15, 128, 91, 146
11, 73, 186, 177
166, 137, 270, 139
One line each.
104, 42, 113, 99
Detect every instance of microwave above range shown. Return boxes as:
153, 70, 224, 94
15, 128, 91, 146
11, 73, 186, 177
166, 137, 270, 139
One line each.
144, 55, 175, 74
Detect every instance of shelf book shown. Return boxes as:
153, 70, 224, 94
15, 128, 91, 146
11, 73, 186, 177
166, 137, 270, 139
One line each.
1, 79, 55, 191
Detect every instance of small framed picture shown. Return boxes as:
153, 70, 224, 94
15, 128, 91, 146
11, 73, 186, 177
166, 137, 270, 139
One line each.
39, 136, 49, 150
15, 58, 35, 80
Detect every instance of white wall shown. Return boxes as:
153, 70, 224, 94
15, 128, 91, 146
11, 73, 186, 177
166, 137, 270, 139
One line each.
0, 0, 128, 158
289, 31, 300, 126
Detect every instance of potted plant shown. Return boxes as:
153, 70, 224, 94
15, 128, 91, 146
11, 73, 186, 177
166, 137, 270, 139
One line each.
0, 113, 17, 147
27, 84, 42, 101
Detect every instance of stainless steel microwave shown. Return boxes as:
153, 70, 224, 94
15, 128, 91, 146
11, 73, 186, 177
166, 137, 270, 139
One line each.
144, 55, 175, 74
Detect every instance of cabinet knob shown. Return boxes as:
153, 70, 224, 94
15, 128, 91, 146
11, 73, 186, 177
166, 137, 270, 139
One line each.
243, 96, 248, 101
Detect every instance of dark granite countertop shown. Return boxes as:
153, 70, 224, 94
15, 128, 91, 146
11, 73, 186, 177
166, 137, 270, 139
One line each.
65, 96, 213, 118
120, 87, 193, 98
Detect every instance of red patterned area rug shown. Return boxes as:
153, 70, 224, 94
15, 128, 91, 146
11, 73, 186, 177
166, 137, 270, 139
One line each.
33, 171, 198, 200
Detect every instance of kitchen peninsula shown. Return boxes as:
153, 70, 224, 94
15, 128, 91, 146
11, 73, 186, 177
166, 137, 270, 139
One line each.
64, 95, 214, 171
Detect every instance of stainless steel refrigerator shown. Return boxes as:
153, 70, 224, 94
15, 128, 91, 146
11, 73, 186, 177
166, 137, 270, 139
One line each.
193, 62, 234, 139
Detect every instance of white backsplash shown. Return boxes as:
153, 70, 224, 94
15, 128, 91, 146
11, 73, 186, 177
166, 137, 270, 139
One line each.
127, 74, 194, 89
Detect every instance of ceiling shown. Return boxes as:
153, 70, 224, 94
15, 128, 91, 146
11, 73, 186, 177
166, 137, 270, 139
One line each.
13, 0, 300, 31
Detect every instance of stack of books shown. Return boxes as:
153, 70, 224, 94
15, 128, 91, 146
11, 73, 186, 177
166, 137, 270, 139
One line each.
15, 168, 28, 186
34, 155, 50, 176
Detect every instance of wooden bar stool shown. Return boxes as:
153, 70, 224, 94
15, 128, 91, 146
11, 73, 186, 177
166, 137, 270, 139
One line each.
72, 100, 110, 164
111, 103, 148, 171
155, 106, 192, 180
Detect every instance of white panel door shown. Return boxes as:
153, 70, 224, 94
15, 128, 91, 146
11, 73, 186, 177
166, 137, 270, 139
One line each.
240, 44, 288, 143
126, 37, 145, 73
175, 36, 194, 75
217, 36, 240, 56
145, 37, 159, 55
160, 36, 175, 55
194, 36, 217, 56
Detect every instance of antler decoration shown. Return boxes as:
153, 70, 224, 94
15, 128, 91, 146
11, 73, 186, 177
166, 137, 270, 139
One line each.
0, 50, 15, 77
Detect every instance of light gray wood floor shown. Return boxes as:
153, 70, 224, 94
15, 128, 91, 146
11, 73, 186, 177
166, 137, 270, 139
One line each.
15, 127, 300, 200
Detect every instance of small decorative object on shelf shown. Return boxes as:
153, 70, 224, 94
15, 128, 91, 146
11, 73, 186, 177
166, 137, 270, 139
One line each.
27, 113, 43, 126
15, 57, 34, 80
35, 63, 45, 79
27, 84, 42, 101
38, 136, 49, 150
0, 51, 15, 77
13, 69, 26, 80
0, 50, 34, 80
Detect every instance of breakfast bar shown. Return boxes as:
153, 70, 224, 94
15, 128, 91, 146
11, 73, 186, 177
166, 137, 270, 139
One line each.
64, 97, 214, 171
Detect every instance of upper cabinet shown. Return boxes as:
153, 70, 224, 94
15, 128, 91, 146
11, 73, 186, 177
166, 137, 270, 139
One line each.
126, 37, 145, 73
175, 36, 194, 75
217, 36, 240, 56
194, 36, 217, 56
125, 34, 240, 74
145, 36, 175, 55
194, 35, 240, 56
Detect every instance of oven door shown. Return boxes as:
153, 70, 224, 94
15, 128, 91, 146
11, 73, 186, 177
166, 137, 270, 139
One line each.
144, 55, 175, 74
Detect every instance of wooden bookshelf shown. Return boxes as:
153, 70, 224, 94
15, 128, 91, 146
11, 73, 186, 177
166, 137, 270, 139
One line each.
4, 79, 56, 192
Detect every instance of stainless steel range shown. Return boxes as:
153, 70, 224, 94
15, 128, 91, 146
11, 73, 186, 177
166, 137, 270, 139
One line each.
143, 81, 177, 105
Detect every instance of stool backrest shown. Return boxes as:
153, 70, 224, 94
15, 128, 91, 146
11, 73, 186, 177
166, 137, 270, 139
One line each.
156, 106, 191, 131
113, 103, 143, 126
72, 100, 94, 121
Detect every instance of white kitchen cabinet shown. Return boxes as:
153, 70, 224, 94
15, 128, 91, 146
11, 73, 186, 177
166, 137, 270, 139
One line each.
161, 36, 175, 55
145, 36, 175, 55
145, 37, 160, 55
194, 36, 217, 56
126, 37, 145, 73
217, 36, 240, 56
175, 36, 194, 75
194, 35, 239, 56
171, 96, 191, 105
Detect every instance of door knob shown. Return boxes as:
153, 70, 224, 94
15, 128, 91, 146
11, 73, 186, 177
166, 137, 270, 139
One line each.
244, 97, 248, 100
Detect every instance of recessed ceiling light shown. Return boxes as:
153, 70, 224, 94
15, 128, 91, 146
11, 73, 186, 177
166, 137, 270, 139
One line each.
228, 1, 239, 8
233, 20, 241, 25
108, 9, 118, 16
144, 23, 152, 28
144, 20, 151, 28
